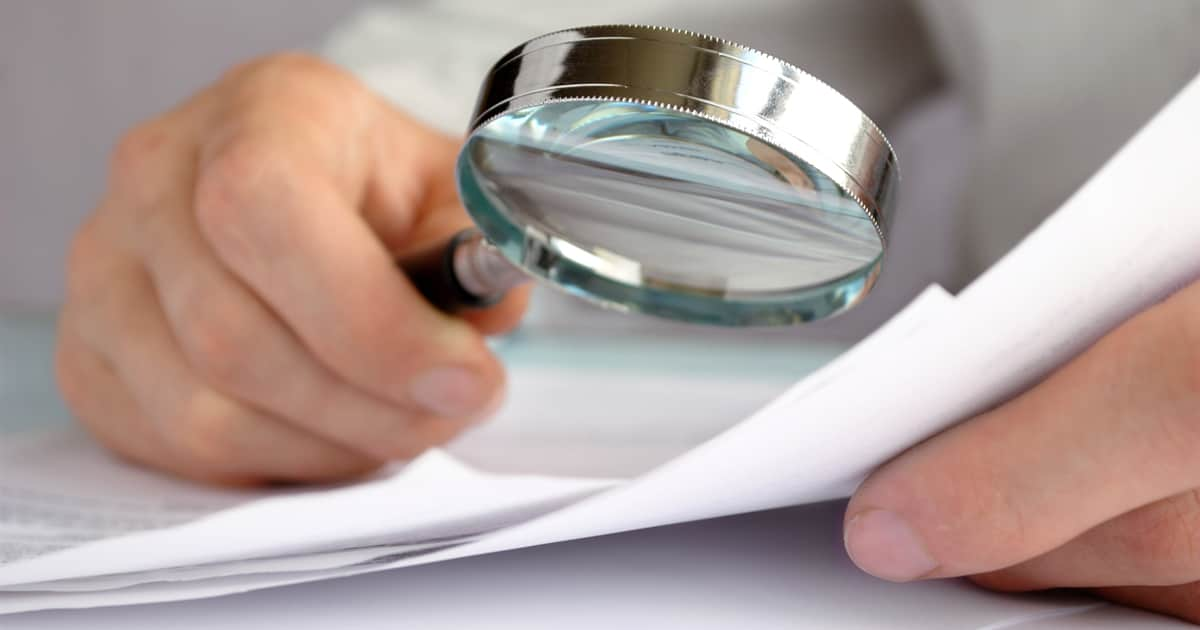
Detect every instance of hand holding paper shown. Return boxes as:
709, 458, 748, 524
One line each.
843, 73, 1200, 623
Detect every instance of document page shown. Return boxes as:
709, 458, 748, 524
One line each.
0, 432, 612, 590
0, 431, 262, 565
10, 502, 1190, 630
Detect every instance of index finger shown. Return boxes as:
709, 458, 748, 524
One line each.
193, 61, 506, 420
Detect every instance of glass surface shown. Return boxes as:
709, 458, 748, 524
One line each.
457, 100, 883, 326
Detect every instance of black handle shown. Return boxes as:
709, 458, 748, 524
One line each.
401, 232, 499, 313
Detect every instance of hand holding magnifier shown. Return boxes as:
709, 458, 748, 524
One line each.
405, 25, 897, 327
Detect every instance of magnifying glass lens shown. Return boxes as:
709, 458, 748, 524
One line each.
458, 101, 883, 325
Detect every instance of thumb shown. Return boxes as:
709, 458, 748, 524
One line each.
842, 281, 1200, 582
366, 106, 531, 335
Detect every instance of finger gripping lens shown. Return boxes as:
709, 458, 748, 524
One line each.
454, 25, 898, 326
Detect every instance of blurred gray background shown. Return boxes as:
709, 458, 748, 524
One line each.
0, 1, 371, 310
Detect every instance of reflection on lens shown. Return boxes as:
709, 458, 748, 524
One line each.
457, 101, 884, 325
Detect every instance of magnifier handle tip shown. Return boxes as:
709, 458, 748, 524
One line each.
401, 229, 525, 313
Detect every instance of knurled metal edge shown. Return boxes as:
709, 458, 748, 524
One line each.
486, 24, 897, 160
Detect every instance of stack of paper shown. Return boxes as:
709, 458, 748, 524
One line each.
2, 73, 1198, 615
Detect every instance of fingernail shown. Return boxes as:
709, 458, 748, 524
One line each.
408, 367, 495, 419
844, 509, 938, 581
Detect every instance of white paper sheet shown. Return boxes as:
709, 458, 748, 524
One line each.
0, 435, 613, 588
2, 70, 1198, 615
1, 539, 464, 593
5, 503, 1189, 630
0, 431, 265, 565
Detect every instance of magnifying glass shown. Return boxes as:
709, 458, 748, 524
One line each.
405, 25, 898, 326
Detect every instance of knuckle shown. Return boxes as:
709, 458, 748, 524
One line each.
219, 53, 375, 135
168, 393, 245, 472
231, 52, 360, 94
195, 136, 275, 221
192, 137, 284, 262
175, 293, 259, 392
108, 121, 169, 191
